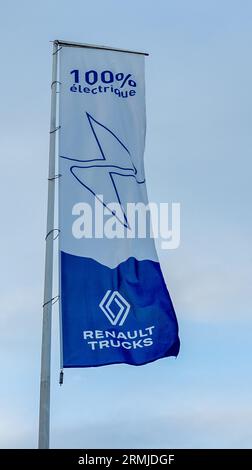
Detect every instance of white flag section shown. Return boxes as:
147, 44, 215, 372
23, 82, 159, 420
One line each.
58, 45, 179, 367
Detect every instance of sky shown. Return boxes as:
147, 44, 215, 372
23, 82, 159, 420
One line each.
0, 0, 252, 448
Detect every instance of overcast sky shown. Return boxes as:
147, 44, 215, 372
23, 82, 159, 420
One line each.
0, 0, 252, 448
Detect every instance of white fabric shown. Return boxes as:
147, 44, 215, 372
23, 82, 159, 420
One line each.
58, 45, 157, 268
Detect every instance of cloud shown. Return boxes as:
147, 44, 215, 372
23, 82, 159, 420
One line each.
158, 248, 252, 323
51, 407, 252, 449
0, 410, 37, 449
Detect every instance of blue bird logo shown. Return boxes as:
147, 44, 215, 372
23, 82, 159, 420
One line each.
60, 112, 145, 228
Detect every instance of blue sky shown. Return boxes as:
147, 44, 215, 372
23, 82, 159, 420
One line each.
0, 0, 252, 448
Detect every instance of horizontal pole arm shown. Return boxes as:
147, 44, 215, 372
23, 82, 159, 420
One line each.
53, 39, 149, 56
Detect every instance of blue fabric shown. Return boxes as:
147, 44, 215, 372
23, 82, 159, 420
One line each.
61, 251, 180, 367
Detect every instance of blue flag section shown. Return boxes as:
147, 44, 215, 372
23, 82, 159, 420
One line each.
61, 253, 179, 367
58, 45, 180, 368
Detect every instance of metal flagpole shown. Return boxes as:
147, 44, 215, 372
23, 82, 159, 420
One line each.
38, 40, 59, 449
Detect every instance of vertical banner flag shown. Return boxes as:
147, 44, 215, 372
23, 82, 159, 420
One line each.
58, 44, 180, 367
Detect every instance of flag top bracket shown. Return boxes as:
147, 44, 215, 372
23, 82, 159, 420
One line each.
52, 39, 149, 56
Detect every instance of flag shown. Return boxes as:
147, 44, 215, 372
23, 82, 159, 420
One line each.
58, 44, 180, 367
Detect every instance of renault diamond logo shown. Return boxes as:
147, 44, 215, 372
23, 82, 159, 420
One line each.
99, 290, 130, 326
